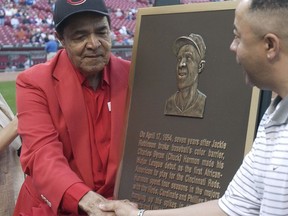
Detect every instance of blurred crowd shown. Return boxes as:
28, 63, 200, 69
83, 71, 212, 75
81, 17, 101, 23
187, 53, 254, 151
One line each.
0, 0, 55, 44
0, 0, 145, 46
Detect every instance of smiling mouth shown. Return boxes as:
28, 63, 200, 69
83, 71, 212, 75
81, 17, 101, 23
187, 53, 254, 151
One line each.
85, 52, 104, 57
178, 70, 187, 77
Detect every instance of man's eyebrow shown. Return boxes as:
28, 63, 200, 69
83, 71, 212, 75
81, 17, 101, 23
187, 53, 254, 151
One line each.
184, 51, 193, 56
73, 29, 86, 34
95, 24, 109, 31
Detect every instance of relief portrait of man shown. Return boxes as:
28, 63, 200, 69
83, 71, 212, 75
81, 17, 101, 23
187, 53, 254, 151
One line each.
164, 33, 207, 118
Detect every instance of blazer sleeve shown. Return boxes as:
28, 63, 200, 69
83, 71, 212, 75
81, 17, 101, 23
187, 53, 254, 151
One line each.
16, 70, 90, 214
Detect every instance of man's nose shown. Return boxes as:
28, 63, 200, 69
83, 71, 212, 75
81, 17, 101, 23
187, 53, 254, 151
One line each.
230, 40, 236, 52
87, 35, 101, 48
179, 58, 187, 67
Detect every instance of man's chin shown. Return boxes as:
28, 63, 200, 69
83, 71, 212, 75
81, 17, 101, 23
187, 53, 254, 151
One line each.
79, 65, 105, 76
245, 76, 254, 87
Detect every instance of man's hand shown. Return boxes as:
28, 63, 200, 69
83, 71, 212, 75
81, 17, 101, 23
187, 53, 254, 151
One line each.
98, 199, 139, 216
78, 191, 115, 216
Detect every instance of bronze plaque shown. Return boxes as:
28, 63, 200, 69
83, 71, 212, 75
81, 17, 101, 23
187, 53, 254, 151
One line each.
115, 1, 260, 209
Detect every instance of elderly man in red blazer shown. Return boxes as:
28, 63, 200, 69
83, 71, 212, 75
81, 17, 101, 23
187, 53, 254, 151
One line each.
13, 0, 130, 215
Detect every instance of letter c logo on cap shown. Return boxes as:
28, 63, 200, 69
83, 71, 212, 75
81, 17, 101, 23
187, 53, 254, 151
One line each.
67, 0, 86, 5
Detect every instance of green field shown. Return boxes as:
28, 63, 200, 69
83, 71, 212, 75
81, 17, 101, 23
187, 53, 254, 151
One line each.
0, 81, 17, 114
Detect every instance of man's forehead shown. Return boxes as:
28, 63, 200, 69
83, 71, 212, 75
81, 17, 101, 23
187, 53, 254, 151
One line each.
178, 44, 198, 53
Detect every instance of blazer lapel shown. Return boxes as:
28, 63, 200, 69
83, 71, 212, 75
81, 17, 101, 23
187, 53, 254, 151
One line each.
105, 55, 129, 188
53, 50, 94, 188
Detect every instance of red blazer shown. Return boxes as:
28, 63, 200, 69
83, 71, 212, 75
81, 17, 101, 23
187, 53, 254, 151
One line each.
14, 50, 130, 216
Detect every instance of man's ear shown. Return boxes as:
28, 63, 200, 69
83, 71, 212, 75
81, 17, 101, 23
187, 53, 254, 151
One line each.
55, 32, 64, 47
198, 60, 205, 73
264, 33, 279, 60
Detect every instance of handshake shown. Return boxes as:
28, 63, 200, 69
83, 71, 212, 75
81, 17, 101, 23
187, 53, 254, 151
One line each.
78, 191, 145, 216
76, 190, 223, 216
99, 199, 145, 216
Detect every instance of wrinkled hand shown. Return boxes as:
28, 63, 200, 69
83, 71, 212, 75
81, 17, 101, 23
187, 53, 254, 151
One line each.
78, 191, 115, 216
98, 199, 139, 216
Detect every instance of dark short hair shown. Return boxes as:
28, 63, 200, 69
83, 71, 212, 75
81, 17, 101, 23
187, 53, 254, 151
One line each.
250, 0, 288, 11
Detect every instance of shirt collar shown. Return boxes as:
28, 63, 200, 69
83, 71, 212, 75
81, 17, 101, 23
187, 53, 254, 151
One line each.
74, 66, 110, 89
268, 95, 288, 124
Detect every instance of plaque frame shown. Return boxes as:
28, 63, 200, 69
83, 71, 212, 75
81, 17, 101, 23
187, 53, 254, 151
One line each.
115, 1, 261, 209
